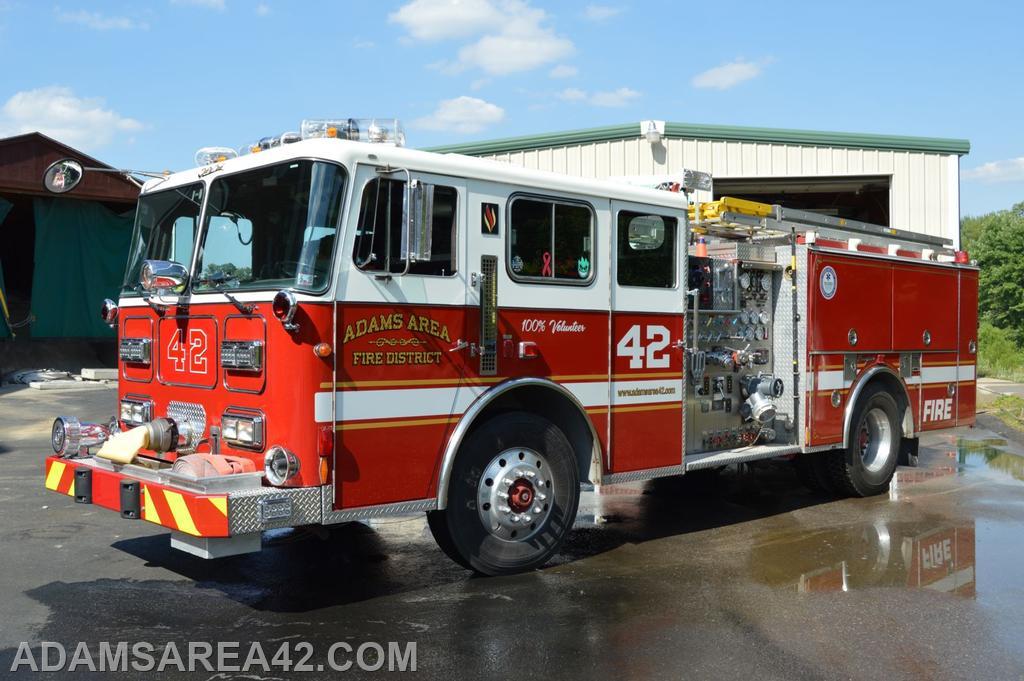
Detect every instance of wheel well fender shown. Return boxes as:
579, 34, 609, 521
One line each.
842, 365, 913, 449
435, 378, 602, 510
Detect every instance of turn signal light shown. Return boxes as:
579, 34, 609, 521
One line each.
313, 342, 332, 358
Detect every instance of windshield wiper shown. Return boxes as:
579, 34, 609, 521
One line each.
200, 272, 255, 314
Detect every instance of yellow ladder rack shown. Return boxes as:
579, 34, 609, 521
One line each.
687, 196, 775, 222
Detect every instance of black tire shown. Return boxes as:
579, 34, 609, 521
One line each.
826, 384, 901, 497
427, 411, 580, 576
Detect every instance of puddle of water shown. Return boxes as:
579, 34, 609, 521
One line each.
747, 436, 1024, 600
748, 520, 977, 597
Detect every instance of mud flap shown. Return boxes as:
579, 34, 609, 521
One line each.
899, 437, 919, 467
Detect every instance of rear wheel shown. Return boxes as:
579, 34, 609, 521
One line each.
428, 411, 580, 575
827, 384, 900, 497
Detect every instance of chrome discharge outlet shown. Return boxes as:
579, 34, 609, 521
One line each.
739, 374, 784, 424
144, 417, 202, 454
51, 416, 111, 457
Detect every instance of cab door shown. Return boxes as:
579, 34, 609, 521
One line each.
608, 202, 686, 474
333, 165, 469, 509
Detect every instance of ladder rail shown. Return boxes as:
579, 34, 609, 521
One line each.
689, 197, 955, 254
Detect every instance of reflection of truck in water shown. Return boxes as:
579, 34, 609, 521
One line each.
751, 522, 975, 596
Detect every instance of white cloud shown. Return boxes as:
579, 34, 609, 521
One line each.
962, 158, 1024, 183
170, 0, 226, 10
590, 87, 640, 107
0, 86, 144, 149
55, 8, 148, 30
255, 2, 270, 15
549, 64, 577, 78
691, 58, 767, 90
414, 95, 505, 134
389, 0, 503, 41
352, 38, 375, 49
558, 86, 640, 107
557, 87, 587, 101
391, 0, 574, 75
583, 4, 622, 21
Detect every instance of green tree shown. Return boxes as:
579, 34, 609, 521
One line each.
968, 201, 1024, 344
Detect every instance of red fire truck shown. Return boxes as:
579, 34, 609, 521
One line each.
40, 119, 978, 575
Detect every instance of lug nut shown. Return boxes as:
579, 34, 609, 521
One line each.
498, 505, 511, 513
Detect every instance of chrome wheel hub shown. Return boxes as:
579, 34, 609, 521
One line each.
477, 448, 554, 541
859, 407, 893, 474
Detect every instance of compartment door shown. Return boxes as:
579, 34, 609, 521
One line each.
957, 270, 979, 426
608, 202, 686, 473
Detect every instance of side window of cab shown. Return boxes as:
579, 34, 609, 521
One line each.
352, 177, 458, 276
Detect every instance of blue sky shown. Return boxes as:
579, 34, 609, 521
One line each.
0, 0, 1020, 216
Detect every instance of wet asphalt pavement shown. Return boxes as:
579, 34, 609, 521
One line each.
1, 384, 1024, 679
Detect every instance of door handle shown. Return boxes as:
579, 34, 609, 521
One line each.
450, 339, 479, 357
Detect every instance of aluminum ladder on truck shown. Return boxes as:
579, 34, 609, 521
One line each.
687, 196, 957, 258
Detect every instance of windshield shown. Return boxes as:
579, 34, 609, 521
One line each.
193, 161, 347, 293
122, 183, 204, 295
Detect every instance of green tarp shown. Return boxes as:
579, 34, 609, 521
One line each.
30, 198, 134, 337
0, 197, 12, 338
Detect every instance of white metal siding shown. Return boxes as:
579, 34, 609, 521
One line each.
483, 138, 959, 245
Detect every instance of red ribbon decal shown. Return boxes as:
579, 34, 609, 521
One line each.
541, 251, 552, 277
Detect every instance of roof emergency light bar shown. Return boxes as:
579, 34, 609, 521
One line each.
300, 118, 405, 146
194, 118, 406, 168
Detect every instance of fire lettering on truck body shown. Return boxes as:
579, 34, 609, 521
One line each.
923, 398, 953, 422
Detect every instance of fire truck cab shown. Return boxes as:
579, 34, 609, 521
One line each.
41, 119, 978, 575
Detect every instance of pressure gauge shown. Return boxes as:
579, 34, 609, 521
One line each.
739, 272, 751, 289
760, 274, 771, 292
759, 310, 770, 324
743, 326, 755, 341
756, 324, 767, 339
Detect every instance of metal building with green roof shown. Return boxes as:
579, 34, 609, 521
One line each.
428, 121, 970, 247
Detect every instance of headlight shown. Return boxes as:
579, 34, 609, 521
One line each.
119, 398, 153, 426
221, 410, 264, 449
264, 446, 300, 486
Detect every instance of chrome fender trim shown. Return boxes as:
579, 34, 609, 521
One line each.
842, 364, 912, 450
435, 377, 602, 510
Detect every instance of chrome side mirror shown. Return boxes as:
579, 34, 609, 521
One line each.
403, 179, 434, 264
43, 158, 84, 194
140, 259, 189, 294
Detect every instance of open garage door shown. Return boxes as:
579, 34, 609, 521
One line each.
714, 175, 890, 226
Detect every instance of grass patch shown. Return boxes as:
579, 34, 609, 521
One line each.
990, 394, 1024, 432
978, 321, 1024, 382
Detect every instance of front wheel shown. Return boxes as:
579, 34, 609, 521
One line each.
428, 411, 580, 576
827, 384, 901, 497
